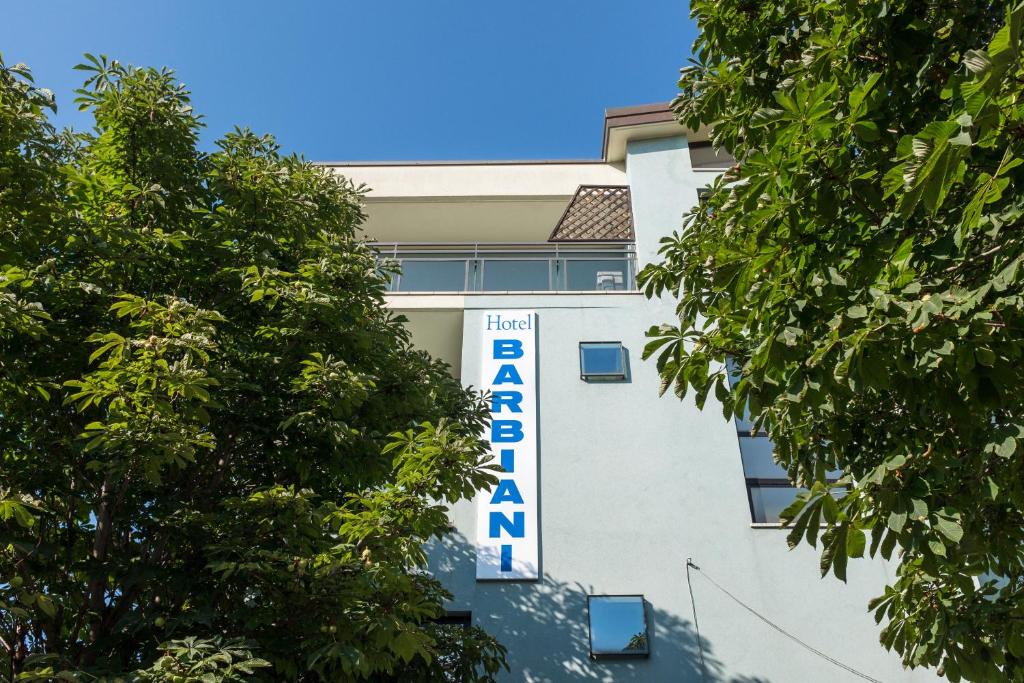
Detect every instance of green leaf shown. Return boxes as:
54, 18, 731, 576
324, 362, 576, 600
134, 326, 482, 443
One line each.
888, 510, 908, 532
848, 72, 882, 115
853, 120, 880, 142
847, 304, 868, 319
750, 108, 785, 127
391, 631, 420, 663
36, 594, 56, 618
935, 517, 964, 543
846, 526, 866, 558
884, 454, 907, 471
976, 347, 996, 366
1009, 632, 1024, 658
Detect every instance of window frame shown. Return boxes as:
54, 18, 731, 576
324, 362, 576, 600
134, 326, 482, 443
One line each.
745, 477, 801, 524
578, 341, 628, 382
586, 594, 650, 659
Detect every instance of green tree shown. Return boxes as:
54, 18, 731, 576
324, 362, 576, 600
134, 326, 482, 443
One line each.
0, 54, 506, 682
639, 1, 1024, 680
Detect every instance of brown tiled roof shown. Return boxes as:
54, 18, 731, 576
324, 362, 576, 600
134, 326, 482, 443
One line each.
548, 185, 634, 242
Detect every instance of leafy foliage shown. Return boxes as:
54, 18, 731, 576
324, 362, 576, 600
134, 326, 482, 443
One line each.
131, 637, 270, 683
380, 623, 509, 683
0, 54, 506, 681
639, 1, 1024, 680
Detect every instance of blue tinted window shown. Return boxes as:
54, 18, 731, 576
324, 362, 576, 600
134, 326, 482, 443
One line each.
397, 260, 466, 291
739, 436, 788, 479
727, 355, 843, 522
588, 596, 649, 657
481, 259, 551, 291
579, 342, 626, 380
749, 485, 845, 523
749, 485, 804, 523
565, 259, 631, 291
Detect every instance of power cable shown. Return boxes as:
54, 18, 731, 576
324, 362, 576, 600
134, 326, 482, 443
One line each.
685, 559, 884, 683
686, 558, 709, 683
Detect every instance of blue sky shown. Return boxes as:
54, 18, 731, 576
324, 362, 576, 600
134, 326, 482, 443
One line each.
2, 1, 695, 161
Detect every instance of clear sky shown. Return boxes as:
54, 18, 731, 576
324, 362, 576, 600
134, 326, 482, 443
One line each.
2, 1, 695, 161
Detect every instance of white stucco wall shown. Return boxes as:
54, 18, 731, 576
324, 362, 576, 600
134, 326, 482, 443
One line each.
429, 294, 924, 683
399, 136, 930, 682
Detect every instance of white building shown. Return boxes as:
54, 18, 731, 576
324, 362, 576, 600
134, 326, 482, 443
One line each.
327, 104, 928, 682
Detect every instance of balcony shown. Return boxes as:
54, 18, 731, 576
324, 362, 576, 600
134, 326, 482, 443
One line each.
376, 242, 637, 293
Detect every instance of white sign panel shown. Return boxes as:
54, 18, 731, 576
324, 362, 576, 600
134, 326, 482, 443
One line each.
476, 310, 539, 580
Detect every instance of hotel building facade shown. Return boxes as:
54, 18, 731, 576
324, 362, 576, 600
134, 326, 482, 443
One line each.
327, 105, 930, 682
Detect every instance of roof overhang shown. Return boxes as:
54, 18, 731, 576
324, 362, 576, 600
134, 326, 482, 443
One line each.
321, 162, 627, 242
313, 103, 718, 242
601, 102, 711, 163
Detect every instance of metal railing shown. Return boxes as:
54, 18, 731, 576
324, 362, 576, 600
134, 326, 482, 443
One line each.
373, 242, 637, 293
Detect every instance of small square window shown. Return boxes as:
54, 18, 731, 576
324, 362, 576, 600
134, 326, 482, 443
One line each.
434, 611, 471, 628
587, 595, 649, 658
579, 342, 627, 381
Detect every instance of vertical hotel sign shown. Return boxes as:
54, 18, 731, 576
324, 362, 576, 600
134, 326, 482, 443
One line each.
476, 310, 539, 580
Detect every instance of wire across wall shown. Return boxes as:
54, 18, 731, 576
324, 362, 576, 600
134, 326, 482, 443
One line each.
685, 559, 885, 683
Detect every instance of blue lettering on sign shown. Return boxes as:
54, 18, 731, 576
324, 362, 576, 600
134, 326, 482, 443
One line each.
492, 391, 523, 413
489, 511, 525, 538
486, 314, 533, 331
500, 544, 513, 571
491, 420, 523, 443
493, 364, 523, 385
490, 479, 524, 504
493, 339, 524, 359
499, 448, 515, 472
482, 313, 535, 577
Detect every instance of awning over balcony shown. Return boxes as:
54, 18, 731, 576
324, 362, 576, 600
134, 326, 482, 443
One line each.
548, 185, 634, 242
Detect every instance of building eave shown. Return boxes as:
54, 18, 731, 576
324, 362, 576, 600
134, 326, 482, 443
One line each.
601, 102, 712, 163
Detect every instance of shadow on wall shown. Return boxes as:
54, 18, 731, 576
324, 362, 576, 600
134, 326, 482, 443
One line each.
429, 532, 771, 683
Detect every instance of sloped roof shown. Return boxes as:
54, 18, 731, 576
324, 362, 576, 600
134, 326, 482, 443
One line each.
548, 185, 634, 242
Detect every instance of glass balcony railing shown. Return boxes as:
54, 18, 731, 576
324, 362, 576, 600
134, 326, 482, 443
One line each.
375, 242, 637, 293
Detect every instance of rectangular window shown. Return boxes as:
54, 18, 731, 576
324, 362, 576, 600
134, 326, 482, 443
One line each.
587, 595, 649, 658
434, 611, 471, 628
740, 433, 801, 523
747, 479, 806, 524
727, 358, 840, 523
564, 258, 631, 291
480, 259, 551, 291
738, 436, 789, 479
394, 259, 468, 292
579, 342, 627, 381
